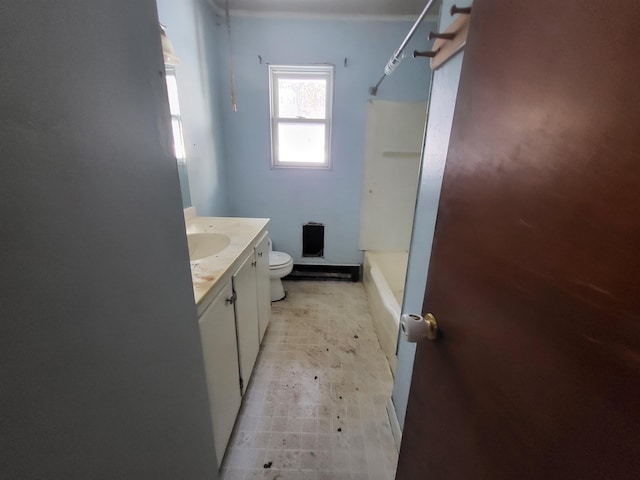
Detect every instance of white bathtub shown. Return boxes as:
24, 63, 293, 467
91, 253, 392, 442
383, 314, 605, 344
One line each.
363, 251, 408, 374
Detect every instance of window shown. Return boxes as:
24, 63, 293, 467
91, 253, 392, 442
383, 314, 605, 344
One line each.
164, 65, 186, 165
269, 65, 334, 169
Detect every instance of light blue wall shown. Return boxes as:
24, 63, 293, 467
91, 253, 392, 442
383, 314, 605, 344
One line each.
219, 16, 435, 264
392, 0, 465, 428
156, 0, 229, 216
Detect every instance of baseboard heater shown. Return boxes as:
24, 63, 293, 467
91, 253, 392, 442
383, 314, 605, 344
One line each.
289, 263, 361, 282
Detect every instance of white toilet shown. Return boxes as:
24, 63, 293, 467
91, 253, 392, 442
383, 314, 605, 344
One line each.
268, 239, 293, 301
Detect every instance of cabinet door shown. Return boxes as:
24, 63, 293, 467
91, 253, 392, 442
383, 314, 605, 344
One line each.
232, 253, 259, 395
198, 282, 242, 467
254, 233, 271, 343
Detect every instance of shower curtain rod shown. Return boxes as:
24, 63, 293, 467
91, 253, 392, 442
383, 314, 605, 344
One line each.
369, 0, 438, 96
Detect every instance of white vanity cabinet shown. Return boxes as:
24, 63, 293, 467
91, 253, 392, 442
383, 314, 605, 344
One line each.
254, 233, 271, 343
232, 252, 260, 395
192, 218, 271, 465
198, 281, 241, 467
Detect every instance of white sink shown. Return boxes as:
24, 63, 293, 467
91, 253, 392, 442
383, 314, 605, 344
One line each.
187, 233, 231, 260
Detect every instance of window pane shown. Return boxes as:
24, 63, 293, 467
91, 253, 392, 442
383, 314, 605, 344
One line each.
165, 75, 181, 115
171, 117, 186, 160
278, 78, 326, 119
277, 123, 325, 164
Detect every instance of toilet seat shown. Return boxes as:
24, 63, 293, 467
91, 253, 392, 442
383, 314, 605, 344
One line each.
269, 251, 292, 268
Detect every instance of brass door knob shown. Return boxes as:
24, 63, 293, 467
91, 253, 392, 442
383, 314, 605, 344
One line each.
424, 313, 439, 341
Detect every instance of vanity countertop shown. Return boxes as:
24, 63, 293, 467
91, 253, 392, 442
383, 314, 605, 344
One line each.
186, 216, 269, 314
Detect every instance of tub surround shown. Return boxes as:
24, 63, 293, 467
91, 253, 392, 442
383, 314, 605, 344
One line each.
363, 251, 409, 374
186, 216, 269, 314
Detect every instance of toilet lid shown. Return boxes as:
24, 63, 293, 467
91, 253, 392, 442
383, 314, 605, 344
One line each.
269, 251, 291, 267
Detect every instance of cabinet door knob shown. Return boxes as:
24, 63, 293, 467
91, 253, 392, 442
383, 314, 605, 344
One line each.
258, 251, 263, 257
251, 261, 257, 267
225, 292, 237, 305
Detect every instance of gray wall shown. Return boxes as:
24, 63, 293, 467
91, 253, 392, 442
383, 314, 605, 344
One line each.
0, 1, 219, 478
156, 0, 230, 216
392, 0, 466, 428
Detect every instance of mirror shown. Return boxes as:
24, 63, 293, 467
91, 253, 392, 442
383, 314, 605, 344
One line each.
160, 24, 191, 208
164, 64, 192, 208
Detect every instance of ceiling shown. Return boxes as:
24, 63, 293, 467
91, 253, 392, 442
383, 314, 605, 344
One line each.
212, 0, 440, 18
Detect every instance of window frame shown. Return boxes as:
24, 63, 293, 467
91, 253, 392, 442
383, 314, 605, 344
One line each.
269, 64, 334, 169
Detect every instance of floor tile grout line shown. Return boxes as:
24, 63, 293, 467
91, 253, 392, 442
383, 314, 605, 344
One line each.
220, 281, 398, 480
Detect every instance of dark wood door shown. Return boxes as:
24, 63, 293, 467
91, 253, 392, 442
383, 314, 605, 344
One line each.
396, 1, 640, 478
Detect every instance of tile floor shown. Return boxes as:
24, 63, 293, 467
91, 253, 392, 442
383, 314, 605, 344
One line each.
220, 280, 398, 480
